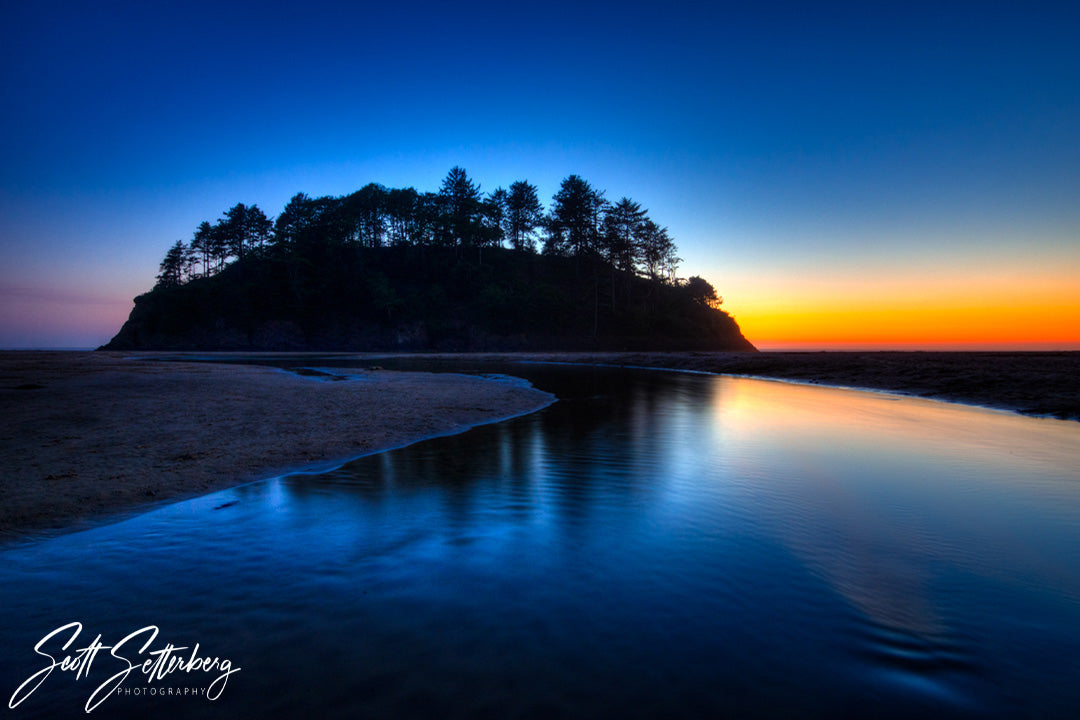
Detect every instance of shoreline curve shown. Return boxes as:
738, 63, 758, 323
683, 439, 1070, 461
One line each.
1, 352, 555, 545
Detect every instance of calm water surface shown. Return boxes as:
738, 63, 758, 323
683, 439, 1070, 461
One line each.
2, 363, 1079, 719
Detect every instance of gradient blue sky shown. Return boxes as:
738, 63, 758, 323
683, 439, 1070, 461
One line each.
2, 1, 1078, 348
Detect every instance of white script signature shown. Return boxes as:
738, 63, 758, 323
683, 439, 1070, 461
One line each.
9, 622, 240, 713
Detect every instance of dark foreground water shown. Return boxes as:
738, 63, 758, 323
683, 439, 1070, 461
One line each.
3, 363, 1080, 719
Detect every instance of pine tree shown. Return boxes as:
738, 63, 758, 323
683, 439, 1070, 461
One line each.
155, 240, 188, 288
439, 167, 483, 248
547, 175, 606, 257
505, 180, 544, 252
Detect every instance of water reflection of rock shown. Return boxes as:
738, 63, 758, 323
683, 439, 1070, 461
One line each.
276, 365, 724, 554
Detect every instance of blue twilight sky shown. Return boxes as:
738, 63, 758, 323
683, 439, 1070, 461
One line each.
1, 1, 1078, 348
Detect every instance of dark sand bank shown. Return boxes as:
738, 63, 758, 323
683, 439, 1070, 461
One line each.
636, 350, 1080, 420
0, 352, 553, 542
362, 350, 1080, 421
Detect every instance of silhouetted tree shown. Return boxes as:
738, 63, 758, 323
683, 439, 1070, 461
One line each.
546, 174, 606, 257
439, 166, 483, 248
685, 275, 722, 308
273, 194, 352, 252
505, 180, 543, 252
346, 183, 388, 248
638, 219, 680, 282
156, 240, 188, 288
189, 221, 215, 277
601, 197, 647, 309
205, 220, 231, 273
273, 193, 315, 246
410, 192, 440, 247
484, 187, 508, 248
220, 203, 271, 260
385, 187, 420, 246
603, 197, 646, 272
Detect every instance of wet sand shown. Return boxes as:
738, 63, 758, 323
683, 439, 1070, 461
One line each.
0, 352, 554, 542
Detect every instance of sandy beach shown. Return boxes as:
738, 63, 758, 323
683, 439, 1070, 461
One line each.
0, 352, 553, 542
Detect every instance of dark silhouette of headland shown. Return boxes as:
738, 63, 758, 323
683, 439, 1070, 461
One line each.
102, 168, 755, 352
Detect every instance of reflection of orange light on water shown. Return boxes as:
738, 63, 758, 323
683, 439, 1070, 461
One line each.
709, 376, 1080, 633
712, 375, 1079, 456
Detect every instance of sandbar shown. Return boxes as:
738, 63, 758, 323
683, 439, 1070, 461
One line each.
0, 352, 554, 542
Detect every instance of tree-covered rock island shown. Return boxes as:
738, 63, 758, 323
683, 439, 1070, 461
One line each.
102, 168, 756, 352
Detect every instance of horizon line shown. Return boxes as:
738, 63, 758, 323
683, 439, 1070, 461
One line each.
3, 344, 1079, 353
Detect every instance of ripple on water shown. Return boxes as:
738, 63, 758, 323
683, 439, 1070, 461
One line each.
850, 618, 984, 716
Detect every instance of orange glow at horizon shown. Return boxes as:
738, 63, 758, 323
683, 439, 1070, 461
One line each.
741, 301, 1080, 346
720, 272, 1080, 351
